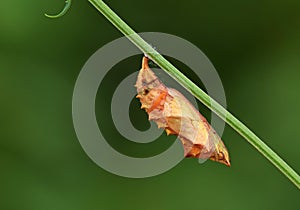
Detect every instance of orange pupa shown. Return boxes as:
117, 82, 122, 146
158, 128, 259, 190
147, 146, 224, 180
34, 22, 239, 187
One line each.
135, 57, 230, 166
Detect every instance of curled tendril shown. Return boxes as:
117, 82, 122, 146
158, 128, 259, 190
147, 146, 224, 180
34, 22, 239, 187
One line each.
45, 0, 72, 18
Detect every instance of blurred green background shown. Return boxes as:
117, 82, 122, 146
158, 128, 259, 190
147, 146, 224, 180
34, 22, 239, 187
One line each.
1, 0, 300, 209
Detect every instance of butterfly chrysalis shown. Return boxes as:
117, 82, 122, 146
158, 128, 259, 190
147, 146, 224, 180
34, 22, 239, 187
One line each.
135, 57, 230, 166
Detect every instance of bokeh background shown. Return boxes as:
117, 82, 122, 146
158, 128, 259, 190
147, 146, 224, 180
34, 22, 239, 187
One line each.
1, 0, 300, 209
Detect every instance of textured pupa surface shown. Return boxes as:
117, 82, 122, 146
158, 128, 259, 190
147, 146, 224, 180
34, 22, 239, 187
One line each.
135, 57, 230, 166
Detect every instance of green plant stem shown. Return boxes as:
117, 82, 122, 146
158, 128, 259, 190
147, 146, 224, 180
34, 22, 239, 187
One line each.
88, 0, 300, 188
45, 0, 72, 18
